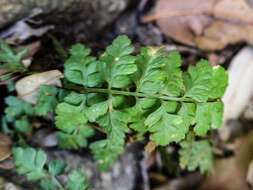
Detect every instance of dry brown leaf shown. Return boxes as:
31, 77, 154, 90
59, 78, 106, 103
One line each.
144, 0, 253, 51
0, 133, 12, 162
153, 0, 214, 47
15, 70, 63, 104
195, 21, 253, 50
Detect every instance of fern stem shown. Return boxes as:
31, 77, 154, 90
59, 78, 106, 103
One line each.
84, 88, 194, 102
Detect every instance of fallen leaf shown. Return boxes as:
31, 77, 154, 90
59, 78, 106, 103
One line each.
152, 0, 214, 47
143, 0, 253, 51
195, 21, 253, 50
15, 70, 63, 104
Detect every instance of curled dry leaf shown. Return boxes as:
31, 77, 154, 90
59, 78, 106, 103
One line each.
144, 0, 253, 51
15, 70, 63, 104
0, 133, 12, 162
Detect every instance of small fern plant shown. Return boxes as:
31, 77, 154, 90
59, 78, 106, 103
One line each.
53, 35, 228, 172
0, 35, 228, 175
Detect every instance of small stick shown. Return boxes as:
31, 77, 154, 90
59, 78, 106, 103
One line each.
0, 75, 19, 85
0, 72, 16, 79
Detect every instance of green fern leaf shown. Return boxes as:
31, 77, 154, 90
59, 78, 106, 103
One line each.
179, 133, 214, 174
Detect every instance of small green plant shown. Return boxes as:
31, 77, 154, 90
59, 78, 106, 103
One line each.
34, 85, 60, 116
0, 39, 27, 72
12, 147, 89, 190
1, 35, 229, 182
2, 85, 68, 138
55, 35, 228, 172
2, 96, 34, 135
179, 132, 214, 173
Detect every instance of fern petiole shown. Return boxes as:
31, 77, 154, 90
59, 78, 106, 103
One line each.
84, 87, 194, 102
87, 123, 106, 134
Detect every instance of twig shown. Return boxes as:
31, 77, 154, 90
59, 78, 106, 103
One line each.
0, 75, 19, 85
0, 71, 16, 79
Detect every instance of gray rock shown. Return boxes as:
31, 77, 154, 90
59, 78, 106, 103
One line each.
32, 129, 58, 147
3, 144, 141, 190
47, 145, 140, 190
0, 0, 129, 42
0, 0, 128, 28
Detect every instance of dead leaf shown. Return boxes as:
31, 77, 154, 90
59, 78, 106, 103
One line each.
15, 70, 63, 104
152, 0, 214, 47
0, 133, 12, 162
143, 0, 253, 51
195, 21, 253, 50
